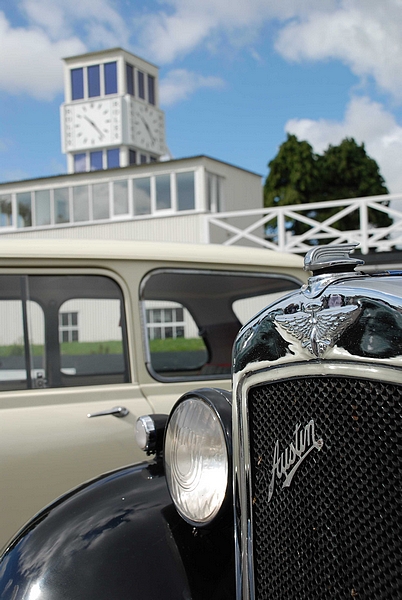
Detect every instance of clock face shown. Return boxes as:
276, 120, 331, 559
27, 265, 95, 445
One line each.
131, 102, 165, 154
64, 99, 122, 151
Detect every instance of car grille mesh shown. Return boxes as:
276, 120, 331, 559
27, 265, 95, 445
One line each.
248, 376, 401, 599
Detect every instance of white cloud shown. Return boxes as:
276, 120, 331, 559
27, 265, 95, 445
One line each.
275, 0, 402, 101
133, 0, 335, 64
160, 69, 225, 106
286, 96, 402, 193
0, 0, 129, 100
0, 12, 85, 100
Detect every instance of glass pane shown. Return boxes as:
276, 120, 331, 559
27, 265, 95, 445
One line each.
148, 75, 155, 105
35, 190, 51, 226
104, 62, 117, 95
71, 68, 84, 100
72, 186, 89, 222
129, 149, 136, 165
155, 174, 171, 210
113, 180, 128, 215
90, 151, 103, 171
142, 270, 300, 379
88, 65, 100, 97
92, 183, 109, 220
0, 194, 12, 227
74, 153, 86, 173
177, 171, 195, 211
107, 148, 120, 169
0, 276, 46, 391
17, 192, 32, 228
60, 297, 126, 379
138, 71, 145, 99
54, 188, 70, 224
132, 177, 151, 215
126, 63, 134, 95
140, 154, 147, 164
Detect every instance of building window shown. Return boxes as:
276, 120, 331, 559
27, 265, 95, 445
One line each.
150, 156, 157, 163
35, 190, 51, 226
133, 177, 151, 215
113, 180, 129, 215
177, 171, 195, 211
107, 148, 120, 169
88, 65, 100, 98
74, 153, 86, 173
71, 68, 84, 100
129, 149, 136, 165
92, 182, 109, 220
140, 154, 147, 164
104, 62, 117, 95
90, 151, 103, 171
0, 195, 12, 227
54, 188, 70, 224
126, 63, 134, 96
59, 312, 79, 343
148, 75, 155, 105
72, 186, 89, 222
146, 307, 185, 340
155, 174, 171, 210
207, 172, 224, 212
138, 70, 145, 99
17, 192, 32, 228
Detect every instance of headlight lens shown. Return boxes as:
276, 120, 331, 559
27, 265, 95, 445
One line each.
164, 397, 228, 525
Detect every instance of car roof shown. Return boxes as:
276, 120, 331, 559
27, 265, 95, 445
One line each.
0, 239, 304, 269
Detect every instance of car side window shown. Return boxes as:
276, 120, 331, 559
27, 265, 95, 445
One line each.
141, 269, 301, 380
0, 275, 129, 391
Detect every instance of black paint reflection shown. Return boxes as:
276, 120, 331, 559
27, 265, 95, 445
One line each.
338, 299, 402, 359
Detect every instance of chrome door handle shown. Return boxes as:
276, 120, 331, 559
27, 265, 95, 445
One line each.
87, 406, 129, 419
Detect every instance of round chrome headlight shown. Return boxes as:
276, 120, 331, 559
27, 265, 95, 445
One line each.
164, 391, 230, 526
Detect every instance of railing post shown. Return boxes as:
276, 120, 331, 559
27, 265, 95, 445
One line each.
277, 210, 285, 252
359, 200, 369, 254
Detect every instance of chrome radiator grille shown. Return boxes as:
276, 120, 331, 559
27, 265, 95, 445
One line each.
248, 377, 401, 599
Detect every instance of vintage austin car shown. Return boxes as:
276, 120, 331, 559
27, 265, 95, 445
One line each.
0, 238, 304, 548
0, 244, 400, 599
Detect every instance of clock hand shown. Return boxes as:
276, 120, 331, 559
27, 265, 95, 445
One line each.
83, 115, 104, 139
140, 115, 155, 143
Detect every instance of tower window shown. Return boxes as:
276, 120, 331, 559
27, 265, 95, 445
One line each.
90, 151, 103, 171
126, 63, 134, 96
71, 68, 84, 100
138, 70, 145, 99
74, 153, 86, 173
148, 75, 155, 105
104, 62, 117, 95
107, 148, 120, 169
88, 65, 100, 98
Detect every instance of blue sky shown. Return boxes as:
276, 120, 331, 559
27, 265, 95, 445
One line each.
1, 0, 402, 193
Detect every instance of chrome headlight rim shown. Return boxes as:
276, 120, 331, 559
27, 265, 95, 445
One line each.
164, 388, 232, 528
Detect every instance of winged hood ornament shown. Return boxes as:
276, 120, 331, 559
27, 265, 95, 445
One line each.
275, 299, 361, 358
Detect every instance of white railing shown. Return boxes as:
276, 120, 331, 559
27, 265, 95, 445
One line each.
205, 194, 402, 254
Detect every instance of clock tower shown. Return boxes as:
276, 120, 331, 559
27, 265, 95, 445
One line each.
61, 48, 166, 173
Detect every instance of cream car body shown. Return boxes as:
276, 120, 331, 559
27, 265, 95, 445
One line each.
0, 239, 305, 547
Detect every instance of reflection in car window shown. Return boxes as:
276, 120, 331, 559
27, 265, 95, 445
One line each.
0, 275, 129, 391
141, 269, 300, 380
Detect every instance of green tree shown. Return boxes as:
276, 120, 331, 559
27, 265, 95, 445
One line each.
317, 138, 391, 229
264, 135, 392, 238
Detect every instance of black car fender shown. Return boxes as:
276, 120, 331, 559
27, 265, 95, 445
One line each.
0, 460, 235, 599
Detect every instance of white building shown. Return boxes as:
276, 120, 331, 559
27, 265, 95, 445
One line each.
0, 48, 263, 243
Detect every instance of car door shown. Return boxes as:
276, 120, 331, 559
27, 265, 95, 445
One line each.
0, 271, 152, 547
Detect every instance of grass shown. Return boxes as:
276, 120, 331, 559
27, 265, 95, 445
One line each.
0, 338, 204, 356
149, 337, 206, 353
